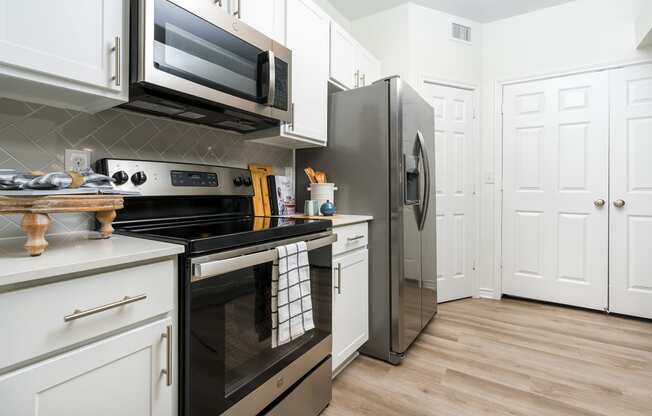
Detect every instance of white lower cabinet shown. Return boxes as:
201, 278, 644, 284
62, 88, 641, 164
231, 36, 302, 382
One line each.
0, 318, 173, 416
0, 256, 178, 415
331, 222, 370, 375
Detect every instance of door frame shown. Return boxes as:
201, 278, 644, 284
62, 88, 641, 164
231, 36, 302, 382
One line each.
493, 58, 652, 300
419, 74, 481, 300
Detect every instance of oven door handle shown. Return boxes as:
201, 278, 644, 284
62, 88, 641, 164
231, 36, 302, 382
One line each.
192, 234, 337, 282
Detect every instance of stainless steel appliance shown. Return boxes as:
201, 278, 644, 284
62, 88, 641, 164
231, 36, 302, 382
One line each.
126, 0, 291, 133
97, 159, 333, 415
296, 76, 437, 364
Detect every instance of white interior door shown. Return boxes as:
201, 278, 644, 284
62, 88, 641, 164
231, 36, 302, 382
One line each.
423, 83, 475, 303
502, 71, 609, 310
609, 64, 652, 319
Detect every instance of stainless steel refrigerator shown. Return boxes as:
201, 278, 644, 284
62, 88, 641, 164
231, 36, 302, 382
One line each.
296, 76, 437, 364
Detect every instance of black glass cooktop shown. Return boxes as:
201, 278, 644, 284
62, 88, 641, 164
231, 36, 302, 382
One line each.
117, 217, 331, 254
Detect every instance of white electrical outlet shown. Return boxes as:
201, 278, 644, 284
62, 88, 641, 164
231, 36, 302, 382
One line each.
64, 149, 92, 172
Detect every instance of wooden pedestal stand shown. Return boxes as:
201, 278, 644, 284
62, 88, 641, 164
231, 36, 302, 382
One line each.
0, 195, 124, 256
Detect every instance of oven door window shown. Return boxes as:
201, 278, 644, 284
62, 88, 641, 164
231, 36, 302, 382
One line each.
153, 0, 270, 104
188, 246, 332, 416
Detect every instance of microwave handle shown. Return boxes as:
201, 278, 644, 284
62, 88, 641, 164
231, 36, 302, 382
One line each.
192, 234, 337, 282
266, 50, 276, 107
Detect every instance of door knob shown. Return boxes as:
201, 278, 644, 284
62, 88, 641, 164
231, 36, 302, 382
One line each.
594, 199, 605, 208
613, 199, 626, 208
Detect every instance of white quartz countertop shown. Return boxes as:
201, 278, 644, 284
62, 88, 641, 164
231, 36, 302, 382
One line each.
288, 214, 373, 227
0, 232, 185, 288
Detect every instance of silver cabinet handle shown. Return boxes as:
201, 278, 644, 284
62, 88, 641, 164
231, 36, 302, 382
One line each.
613, 199, 626, 208
347, 235, 365, 242
233, 0, 241, 18
161, 325, 172, 387
64, 294, 147, 322
361, 73, 366, 86
334, 263, 342, 294
111, 36, 121, 87
354, 70, 360, 88
594, 199, 606, 208
214, 0, 223, 6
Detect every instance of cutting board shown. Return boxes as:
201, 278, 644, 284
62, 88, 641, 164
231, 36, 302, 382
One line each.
248, 164, 273, 216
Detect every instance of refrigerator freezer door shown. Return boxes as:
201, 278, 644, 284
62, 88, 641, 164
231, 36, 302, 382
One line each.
390, 78, 437, 355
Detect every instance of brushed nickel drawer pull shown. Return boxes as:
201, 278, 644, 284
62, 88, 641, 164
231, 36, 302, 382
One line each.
161, 325, 172, 386
64, 294, 147, 322
347, 235, 365, 241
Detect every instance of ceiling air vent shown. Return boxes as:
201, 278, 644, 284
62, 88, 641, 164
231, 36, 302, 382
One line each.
452, 23, 472, 43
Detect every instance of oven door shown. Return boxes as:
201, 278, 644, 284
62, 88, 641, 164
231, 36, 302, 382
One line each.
136, 0, 291, 122
186, 233, 334, 416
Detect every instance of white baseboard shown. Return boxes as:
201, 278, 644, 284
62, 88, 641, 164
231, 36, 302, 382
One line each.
476, 288, 499, 300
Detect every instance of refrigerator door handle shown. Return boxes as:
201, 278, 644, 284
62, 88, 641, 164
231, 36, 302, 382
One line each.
417, 130, 431, 231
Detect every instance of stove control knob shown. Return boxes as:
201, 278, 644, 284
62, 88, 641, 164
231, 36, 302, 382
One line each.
131, 171, 147, 186
243, 177, 252, 187
112, 171, 129, 185
233, 176, 243, 187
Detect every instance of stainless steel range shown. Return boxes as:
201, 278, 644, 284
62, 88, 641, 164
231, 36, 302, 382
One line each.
97, 159, 333, 416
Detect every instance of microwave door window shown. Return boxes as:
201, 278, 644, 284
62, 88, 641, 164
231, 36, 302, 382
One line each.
154, 0, 263, 103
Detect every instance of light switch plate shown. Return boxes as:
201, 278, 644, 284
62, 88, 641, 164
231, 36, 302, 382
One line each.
64, 149, 92, 172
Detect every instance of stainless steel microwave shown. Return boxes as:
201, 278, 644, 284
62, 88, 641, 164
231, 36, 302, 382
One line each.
124, 0, 292, 133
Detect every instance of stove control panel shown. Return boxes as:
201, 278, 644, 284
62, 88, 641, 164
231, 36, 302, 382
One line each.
96, 159, 254, 197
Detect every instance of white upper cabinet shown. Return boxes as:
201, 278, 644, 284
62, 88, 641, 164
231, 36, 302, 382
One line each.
238, 0, 286, 45
284, 0, 329, 146
0, 0, 128, 112
329, 22, 357, 89
329, 20, 381, 90
355, 47, 381, 88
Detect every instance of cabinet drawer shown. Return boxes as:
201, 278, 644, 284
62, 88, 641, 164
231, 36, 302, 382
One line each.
0, 259, 176, 371
332, 223, 368, 256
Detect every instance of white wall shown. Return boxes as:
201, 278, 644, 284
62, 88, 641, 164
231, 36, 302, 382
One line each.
479, 0, 652, 297
351, 3, 482, 88
313, 0, 352, 31
350, 5, 411, 82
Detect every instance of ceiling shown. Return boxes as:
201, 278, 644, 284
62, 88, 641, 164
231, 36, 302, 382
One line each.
328, 0, 575, 23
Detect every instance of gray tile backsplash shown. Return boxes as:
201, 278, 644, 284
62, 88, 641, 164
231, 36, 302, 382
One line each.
0, 98, 293, 238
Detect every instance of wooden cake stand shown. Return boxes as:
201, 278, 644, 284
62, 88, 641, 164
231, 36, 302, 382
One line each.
0, 195, 124, 256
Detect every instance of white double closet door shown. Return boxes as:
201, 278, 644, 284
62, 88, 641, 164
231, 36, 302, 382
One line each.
502, 64, 652, 319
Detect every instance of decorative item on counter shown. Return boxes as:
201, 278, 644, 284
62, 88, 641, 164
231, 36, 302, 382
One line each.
320, 200, 336, 216
0, 195, 124, 256
248, 164, 273, 216
268, 175, 296, 215
304, 200, 320, 216
308, 183, 338, 214
0, 168, 114, 191
303, 166, 328, 184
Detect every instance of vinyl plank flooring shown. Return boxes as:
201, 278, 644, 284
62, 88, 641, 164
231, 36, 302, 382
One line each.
323, 298, 652, 416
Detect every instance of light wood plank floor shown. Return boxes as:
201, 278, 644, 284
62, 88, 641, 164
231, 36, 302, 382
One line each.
323, 298, 652, 416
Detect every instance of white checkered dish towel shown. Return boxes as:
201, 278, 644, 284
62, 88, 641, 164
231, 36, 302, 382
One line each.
271, 241, 314, 348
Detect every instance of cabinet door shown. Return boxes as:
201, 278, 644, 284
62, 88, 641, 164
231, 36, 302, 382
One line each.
0, 319, 173, 416
355, 47, 381, 88
284, 0, 329, 145
0, 0, 126, 94
239, 0, 286, 44
329, 22, 357, 89
332, 249, 369, 372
